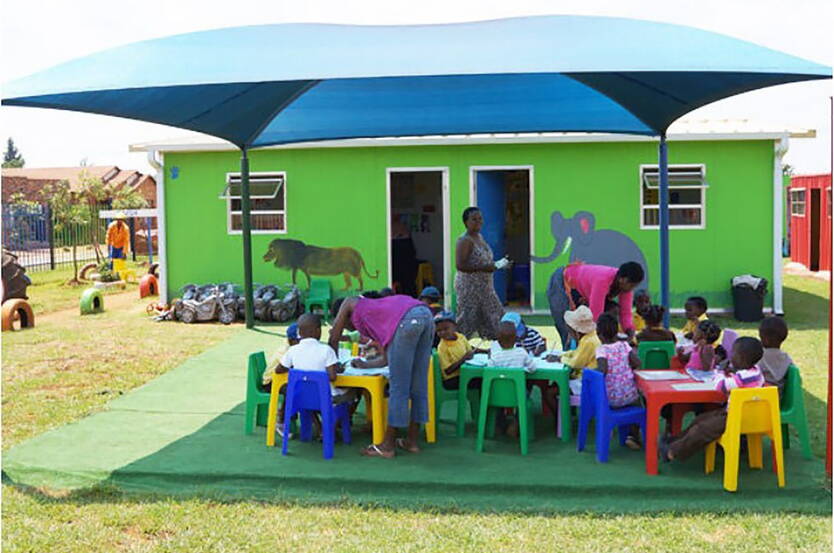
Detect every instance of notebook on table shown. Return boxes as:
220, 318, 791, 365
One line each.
634, 370, 689, 381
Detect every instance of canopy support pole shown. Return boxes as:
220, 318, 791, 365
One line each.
240, 148, 255, 329
658, 133, 670, 328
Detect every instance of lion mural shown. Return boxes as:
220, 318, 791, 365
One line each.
263, 239, 379, 290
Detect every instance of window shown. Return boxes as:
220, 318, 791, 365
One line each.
222, 172, 286, 233
789, 189, 806, 217
827, 188, 831, 219
640, 165, 707, 229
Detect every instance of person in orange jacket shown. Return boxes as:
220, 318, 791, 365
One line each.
106, 213, 130, 268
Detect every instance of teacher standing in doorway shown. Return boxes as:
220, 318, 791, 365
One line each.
454, 206, 509, 340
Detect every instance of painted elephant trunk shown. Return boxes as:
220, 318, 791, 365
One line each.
531, 236, 571, 264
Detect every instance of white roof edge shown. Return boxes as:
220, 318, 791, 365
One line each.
130, 129, 813, 153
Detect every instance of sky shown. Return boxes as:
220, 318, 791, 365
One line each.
1, 0, 832, 176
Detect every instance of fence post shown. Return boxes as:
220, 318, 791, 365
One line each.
47, 205, 56, 270
128, 217, 136, 261
145, 217, 154, 265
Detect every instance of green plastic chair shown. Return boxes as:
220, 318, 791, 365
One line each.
432, 351, 480, 427
245, 351, 272, 434
476, 367, 535, 455
637, 341, 676, 369
304, 279, 332, 319
780, 364, 812, 459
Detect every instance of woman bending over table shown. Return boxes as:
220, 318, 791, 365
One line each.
547, 261, 644, 350
329, 294, 434, 458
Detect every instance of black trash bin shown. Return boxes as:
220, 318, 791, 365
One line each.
731, 275, 768, 322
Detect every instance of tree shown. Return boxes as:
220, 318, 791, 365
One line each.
41, 180, 89, 284
2, 137, 25, 168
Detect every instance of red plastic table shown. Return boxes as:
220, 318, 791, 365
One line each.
636, 372, 726, 475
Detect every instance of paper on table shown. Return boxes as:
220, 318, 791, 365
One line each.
634, 370, 689, 381
672, 382, 718, 391
467, 353, 489, 367
342, 366, 389, 377
686, 368, 718, 382
535, 358, 564, 369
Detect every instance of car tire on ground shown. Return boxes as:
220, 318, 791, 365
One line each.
2, 298, 35, 331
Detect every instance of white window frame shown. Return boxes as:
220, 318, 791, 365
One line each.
639, 163, 707, 230
789, 188, 806, 218
224, 171, 287, 235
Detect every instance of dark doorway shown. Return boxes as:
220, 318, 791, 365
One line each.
810, 188, 821, 271
389, 170, 445, 298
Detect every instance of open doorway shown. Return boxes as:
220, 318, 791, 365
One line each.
471, 167, 533, 308
810, 188, 821, 271
388, 169, 448, 303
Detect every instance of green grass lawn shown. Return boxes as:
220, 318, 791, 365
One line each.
23, 258, 152, 316
2, 270, 831, 552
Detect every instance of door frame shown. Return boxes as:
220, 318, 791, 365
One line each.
468, 165, 536, 310
386, 167, 451, 309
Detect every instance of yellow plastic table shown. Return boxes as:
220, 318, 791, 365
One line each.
456, 360, 571, 442
266, 368, 436, 446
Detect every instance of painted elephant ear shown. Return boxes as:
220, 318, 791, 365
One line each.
574, 211, 596, 246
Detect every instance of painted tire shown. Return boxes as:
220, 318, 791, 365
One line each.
80, 288, 105, 315
2, 299, 35, 331
139, 274, 159, 298
149, 263, 159, 277
79, 262, 98, 281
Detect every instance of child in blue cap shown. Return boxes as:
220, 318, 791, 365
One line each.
265, 322, 300, 438
500, 312, 546, 356
419, 286, 443, 315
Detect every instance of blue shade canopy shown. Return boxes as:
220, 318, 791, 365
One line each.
3, 15, 830, 147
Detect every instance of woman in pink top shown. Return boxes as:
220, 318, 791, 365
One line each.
548, 262, 644, 350
329, 294, 434, 458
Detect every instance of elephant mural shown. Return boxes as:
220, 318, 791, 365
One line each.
531, 210, 650, 294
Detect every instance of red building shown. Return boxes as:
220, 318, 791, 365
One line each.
789, 174, 831, 271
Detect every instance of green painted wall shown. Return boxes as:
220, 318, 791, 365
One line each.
163, 138, 775, 311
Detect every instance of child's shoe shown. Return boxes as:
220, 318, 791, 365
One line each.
625, 435, 642, 451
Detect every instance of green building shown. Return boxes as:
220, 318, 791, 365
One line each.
134, 121, 802, 316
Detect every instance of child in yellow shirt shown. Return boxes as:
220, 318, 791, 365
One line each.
553, 305, 600, 379
632, 289, 651, 332
435, 311, 487, 390
681, 296, 708, 339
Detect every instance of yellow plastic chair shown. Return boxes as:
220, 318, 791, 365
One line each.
705, 386, 785, 492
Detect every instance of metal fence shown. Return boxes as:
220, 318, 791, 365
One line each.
2, 203, 111, 272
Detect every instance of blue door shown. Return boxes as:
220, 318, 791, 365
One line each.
476, 171, 507, 304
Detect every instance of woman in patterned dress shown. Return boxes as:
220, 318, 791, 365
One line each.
454, 207, 508, 340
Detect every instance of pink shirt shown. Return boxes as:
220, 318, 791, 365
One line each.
564, 264, 635, 331
350, 295, 424, 348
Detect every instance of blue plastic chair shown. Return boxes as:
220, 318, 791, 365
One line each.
281, 370, 351, 460
577, 370, 646, 463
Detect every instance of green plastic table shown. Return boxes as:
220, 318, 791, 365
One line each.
456, 360, 571, 442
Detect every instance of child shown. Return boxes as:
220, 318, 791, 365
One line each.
501, 312, 546, 356
677, 319, 721, 373
489, 321, 537, 438
681, 296, 709, 340
268, 322, 299, 438
635, 305, 677, 343
661, 337, 765, 463
595, 312, 642, 449
758, 316, 793, 398
553, 305, 600, 379
419, 286, 443, 315
632, 289, 651, 332
488, 321, 538, 372
435, 311, 487, 390
275, 313, 358, 427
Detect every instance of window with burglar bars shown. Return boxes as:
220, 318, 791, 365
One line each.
789, 189, 806, 217
640, 164, 707, 229
222, 172, 286, 233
